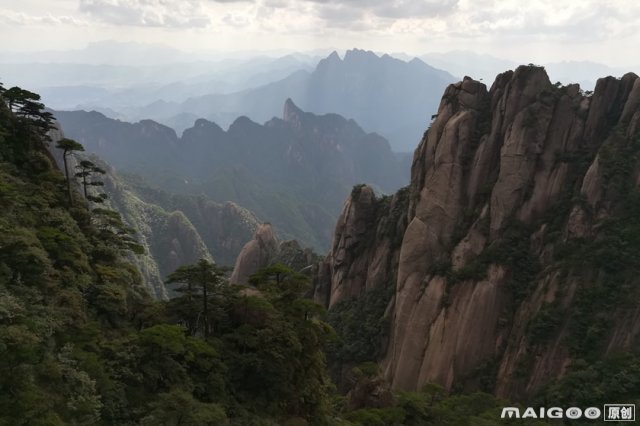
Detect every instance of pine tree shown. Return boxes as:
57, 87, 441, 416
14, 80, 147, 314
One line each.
55, 138, 84, 205
166, 259, 227, 337
75, 159, 107, 203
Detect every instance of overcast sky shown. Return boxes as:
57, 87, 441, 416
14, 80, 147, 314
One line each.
1, 0, 639, 66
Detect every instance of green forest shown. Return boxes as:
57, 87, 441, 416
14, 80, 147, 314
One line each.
0, 82, 619, 425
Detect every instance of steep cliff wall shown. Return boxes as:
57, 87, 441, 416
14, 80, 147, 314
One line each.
313, 184, 409, 308
319, 65, 640, 401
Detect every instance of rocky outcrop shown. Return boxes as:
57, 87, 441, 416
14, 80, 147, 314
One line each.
313, 185, 409, 308
230, 224, 280, 285
319, 65, 640, 401
231, 223, 319, 285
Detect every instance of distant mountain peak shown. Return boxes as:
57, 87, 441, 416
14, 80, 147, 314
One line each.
326, 50, 341, 62
344, 48, 378, 61
283, 98, 303, 123
192, 118, 224, 133
228, 115, 258, 133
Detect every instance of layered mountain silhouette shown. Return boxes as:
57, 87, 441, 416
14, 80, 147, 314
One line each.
128, 49, 456, 151
54, 99, 407, 251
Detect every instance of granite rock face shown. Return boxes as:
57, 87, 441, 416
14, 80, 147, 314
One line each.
313, 185, 408, 308
230, 223, 280, 285
317, 66, 640, 400
231, 223, 320, 285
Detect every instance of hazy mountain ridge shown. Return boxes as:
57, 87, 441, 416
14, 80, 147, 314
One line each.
101, 165, 212, 299
0, 49, 319, 115
54, 99, 407, 251
130, 48, 456, 151
0, 88, 339, 424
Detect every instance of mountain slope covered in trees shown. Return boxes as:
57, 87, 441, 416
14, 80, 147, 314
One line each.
0, 81, 335, 425
98, 165, 261, 295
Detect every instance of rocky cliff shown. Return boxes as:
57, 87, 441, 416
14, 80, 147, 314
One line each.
231, 223, 320, 285
314, 184, 409, 308
318, 65, 640, 401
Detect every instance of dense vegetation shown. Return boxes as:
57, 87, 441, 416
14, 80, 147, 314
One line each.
326, 286, 393, 376
0, 83, 333, 424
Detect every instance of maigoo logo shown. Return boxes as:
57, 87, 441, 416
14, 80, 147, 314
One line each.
501, 405, 636, 421
500, 407, 601, 420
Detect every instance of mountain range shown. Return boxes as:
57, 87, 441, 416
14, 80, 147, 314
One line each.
54, 99, 408, 251
1, 55, 318, 112
127, 49, 457, 151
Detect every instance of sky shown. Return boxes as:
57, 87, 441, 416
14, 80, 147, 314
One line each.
1, 0, 639, 67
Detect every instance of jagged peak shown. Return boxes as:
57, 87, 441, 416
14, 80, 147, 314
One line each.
135, 119, 178, 138
485, 65, 551, 94
513, 63, 551, 80
344, 48, 379, 61
349, 183, 376, 202
326, 50, 341, 62
314, 51, 341, 70
283, 98, 303, 122
316, 64, 640, 402
86, 110, 109, 119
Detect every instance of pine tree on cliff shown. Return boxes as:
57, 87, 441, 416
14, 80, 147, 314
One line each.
166, 259, 227, 337
55, 138, 84, 205
75, 159, 107, 203
0, 83, 54, 146
2, 86, 40, 112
